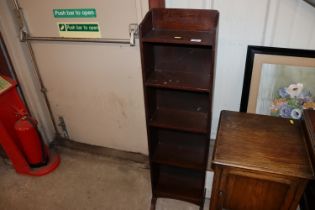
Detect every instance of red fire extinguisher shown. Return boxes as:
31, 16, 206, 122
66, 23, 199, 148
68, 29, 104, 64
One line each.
14, 116, 48, 167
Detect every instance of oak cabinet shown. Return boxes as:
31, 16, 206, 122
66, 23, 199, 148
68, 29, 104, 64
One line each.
210, 111, 314, 210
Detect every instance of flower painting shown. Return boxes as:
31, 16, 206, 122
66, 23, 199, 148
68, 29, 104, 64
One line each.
271, 83, 315, 119
255, 64, 315, 119
240, 46, 315, 117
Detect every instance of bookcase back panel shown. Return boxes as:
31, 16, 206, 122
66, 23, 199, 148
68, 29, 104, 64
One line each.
152, 9, 219, 31
154, 44, 212, 74
152, 88, 209, 112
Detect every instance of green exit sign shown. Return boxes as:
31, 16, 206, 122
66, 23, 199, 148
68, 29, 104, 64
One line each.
58, 23, 99, 32
53, 8, 97, 18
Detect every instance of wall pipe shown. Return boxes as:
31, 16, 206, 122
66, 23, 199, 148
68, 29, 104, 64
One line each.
10, 0, 138, 138
11, 0, 60, 137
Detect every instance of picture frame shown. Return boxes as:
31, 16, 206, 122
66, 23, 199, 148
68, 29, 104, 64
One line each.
304, 0, 315, 7
240, 45, 315, 119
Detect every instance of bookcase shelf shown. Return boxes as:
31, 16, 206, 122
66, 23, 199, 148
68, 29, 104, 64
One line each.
145, 70, 210, 92
151, 129, 208, 170
149, 108, 208, 133
154, 165, 204, 204
141, 29, 215, 46
140, 8, 219, 210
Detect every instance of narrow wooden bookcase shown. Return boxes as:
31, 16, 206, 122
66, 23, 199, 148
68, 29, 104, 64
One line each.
139, 8, 219, 209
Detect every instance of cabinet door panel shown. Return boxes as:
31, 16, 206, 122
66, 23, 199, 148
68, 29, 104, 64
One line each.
220, 170, 294, 210
222, 173, 289, 210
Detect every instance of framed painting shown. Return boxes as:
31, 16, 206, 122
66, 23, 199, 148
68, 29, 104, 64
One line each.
240, 46, 315, 119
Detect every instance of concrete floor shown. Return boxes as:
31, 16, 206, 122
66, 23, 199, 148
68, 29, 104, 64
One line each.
0, 147, 209, 210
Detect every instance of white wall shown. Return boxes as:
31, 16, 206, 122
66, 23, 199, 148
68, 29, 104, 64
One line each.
0, 0, 150, 155
167, 0, 315, 199
0, 0, 55, 143
166, 0, 315, 138
1, 0, 315, 149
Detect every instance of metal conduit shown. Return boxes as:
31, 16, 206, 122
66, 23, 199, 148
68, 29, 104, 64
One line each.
10, 0, 138, 138
11, 0, 60, 136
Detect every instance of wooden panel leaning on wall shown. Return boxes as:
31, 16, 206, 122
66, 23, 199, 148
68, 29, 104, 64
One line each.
300, 109, 315, 210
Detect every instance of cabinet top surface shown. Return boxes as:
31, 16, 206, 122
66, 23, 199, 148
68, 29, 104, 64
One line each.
213, 111, 314, 179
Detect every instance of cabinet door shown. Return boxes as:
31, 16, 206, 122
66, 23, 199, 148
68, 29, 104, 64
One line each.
212, 167, 305, 210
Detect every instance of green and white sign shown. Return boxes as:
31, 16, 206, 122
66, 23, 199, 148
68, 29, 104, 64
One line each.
58, 22, 101, 38
58, 23, 99, 32
53, 8, 97, 18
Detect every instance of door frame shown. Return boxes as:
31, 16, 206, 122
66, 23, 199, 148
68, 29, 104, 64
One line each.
0, 33, 16, 78
149, 0, 165, 8
0, 0, 152, 144
0, 0, 163, 144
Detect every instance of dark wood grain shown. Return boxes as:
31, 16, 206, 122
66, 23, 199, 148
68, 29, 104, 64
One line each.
155, 165, 204, 205
149, 108, 208, 133
216, 168, 308, 210
301, 109, 315, 210
152, 9, 219, 31
149, 0, 165, 9
303, 109, 315, 171
210, 110, 314, 210
223, 172, 288, 210
147, 88, 210, 133
304, 109, 315, 135
154, 88, 209, 113
142, 42, 212, 93
301, 181, 315, 210
145, 70, 210, 92
139, 9, 218, 209
142, 43, 212, 74
151, 129, 208, 170
213, 111, 314, 179
142, 29, 215, 46
154, 44, 212, 73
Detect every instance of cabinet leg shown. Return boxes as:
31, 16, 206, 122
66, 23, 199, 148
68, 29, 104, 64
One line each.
199, 205, 204, 210
199, 198, 205, 210
150, 197, 157, 210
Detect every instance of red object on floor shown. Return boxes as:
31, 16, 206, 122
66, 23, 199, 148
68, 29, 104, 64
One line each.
0, 77, 24, 150
15, 117, 47, 166
0, 76, 60, 176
